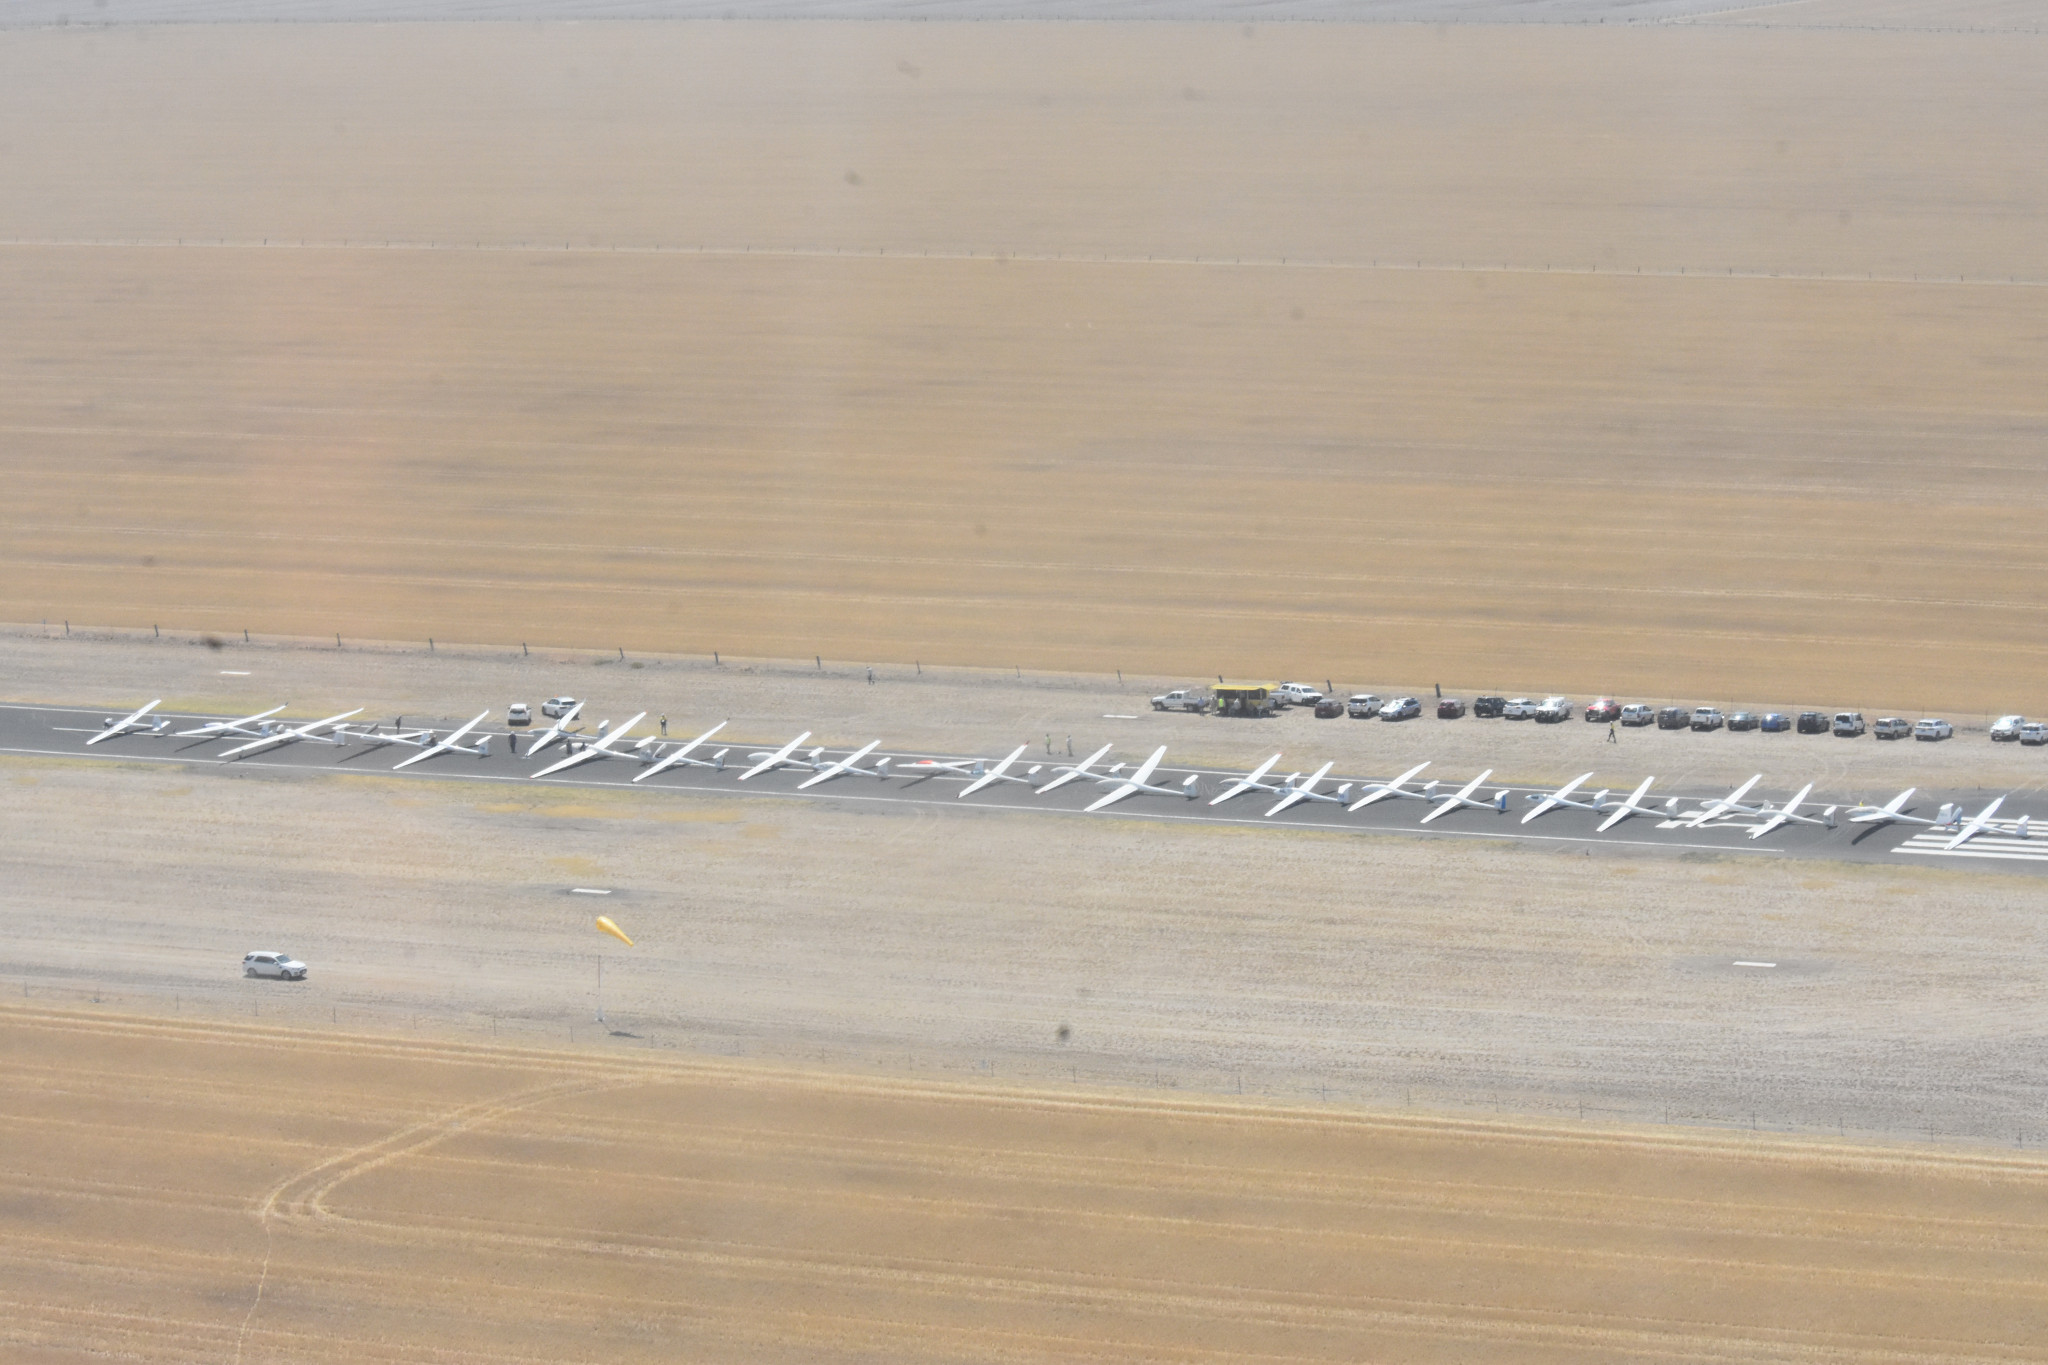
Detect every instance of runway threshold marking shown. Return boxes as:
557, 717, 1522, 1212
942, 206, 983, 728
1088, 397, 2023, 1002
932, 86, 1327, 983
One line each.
1893, 831, 2048, 863
219, 671, 250, 676
570, 888, 612, 896
1733, 961, 1777, 969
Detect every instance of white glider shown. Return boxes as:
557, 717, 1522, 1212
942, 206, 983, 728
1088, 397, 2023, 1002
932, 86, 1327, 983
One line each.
523, 702, 586, 758
737, 732, 817, 781
87, 700, 167, 745
1036, 743, 1117, 795
1079, 746, 1200, 813
343, 723, 437, 752
1346, 762, 1434, 812
1520, 772, 1598, 825
1209, 755, 1288, 807
391, 710, 493, 771
216, 708, 364, 759
1943, 797, 2029, 851
1846, 789, 1961, 829
529, 712, 649, 779
1419, 769, 1508, 825
174, 704, 288, 741
1595, 776, 1669, 833
798, 740, 892, 789
1266, 762, 1351, 817
632, 721, 730, 783
1682, 774, 1764, 827
956, 746, 1036, 798
1745, 782, 1837, 839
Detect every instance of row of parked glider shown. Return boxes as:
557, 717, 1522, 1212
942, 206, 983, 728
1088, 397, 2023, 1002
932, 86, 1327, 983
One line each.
88, 699, 2026, 850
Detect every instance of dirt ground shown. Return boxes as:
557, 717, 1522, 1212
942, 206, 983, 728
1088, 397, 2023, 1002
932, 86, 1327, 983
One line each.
2, 22, 2046, 709
8, 1007, 2048, 1365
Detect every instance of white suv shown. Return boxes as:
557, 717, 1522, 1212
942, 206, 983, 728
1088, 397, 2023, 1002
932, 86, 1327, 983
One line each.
541, 696, 579, 719
1274, 682, 1323, 708
1378, 696, 1422, 721
1913, 718, 1953, 741
243, 951, 307, 980
1534, 697, 1573, 723
1991, 715, 2026, 742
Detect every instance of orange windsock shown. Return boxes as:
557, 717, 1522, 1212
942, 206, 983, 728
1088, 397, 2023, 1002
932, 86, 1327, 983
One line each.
594, 915, 634, 947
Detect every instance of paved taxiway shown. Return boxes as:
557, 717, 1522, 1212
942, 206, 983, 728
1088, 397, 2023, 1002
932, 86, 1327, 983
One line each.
8, 703, 2043, 874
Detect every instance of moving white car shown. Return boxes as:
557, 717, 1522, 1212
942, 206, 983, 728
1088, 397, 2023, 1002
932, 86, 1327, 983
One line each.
541, 696, 579, 719
1377, 696, 1421, 721
243, 951, 307, 980
1913, 718, 1953, 741
1991, 715, 2026, 742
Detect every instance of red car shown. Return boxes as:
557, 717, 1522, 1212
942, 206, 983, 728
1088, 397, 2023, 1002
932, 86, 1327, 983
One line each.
1583, 697, 1620, 722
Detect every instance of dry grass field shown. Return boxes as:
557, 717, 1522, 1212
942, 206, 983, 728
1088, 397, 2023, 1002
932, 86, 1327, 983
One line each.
10, 1007, 2048, 1365
2, 21, 2046, 710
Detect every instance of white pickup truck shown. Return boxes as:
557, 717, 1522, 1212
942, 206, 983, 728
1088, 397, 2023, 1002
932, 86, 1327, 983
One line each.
1151, 689, 1210, 713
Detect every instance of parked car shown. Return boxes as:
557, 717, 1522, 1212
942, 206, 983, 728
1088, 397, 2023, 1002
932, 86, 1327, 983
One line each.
1583, 697, 1620, 723
1656, 706, 1691, 730
1152, 689, 1209, 713
1437, 697, 1466, 719
1991, 715, 2026, 742
1797, 711, 1829, 735
1346, 693, 1383, 719
541, 696, 579, 719
1832, 711, 1867, 737
1759, 712, 1790, 732
1472, 695, 1508, 718
1379, 696, 1422, 721
1313, 697, 1345, 718
1914, 718, 1953, 741
1619, 703, 1655, 727
1534, 697, 1573, 723
1273, 682, 1323, 708
1502, 697, 1536, 720
1690, 707, 1724, 731
507, 702, 532, 726
1727, 711, 1758, 731
243, 951, 307, 981
1873, 716, 1910, 740
2023, 722, 2048, 746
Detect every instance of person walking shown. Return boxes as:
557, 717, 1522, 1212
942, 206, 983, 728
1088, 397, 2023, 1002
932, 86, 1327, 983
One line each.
1608, 721, 1617, 744
506, 731, 517, 757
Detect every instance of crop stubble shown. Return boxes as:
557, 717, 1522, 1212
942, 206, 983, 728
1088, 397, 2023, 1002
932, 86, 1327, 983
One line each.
6, 1008, 2048, 1364
1, 23, 2046, 708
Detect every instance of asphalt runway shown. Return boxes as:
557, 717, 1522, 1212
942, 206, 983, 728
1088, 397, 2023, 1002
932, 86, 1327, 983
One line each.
9, 701, 2045, 875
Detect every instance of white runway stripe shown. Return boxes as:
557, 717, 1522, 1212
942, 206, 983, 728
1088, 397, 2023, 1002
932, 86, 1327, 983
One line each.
1894, 830, 2048, 862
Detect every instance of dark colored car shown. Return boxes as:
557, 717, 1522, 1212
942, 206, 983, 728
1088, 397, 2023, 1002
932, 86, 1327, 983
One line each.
1437, 697, 1466, 719
1313, 698, 1344, 719
1759, 712, 1790, 732
1796, 711, 1828, 734
1656, 706, 1691, 730
1472, 695, 1507, 718
1728, 712, 1759, 731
